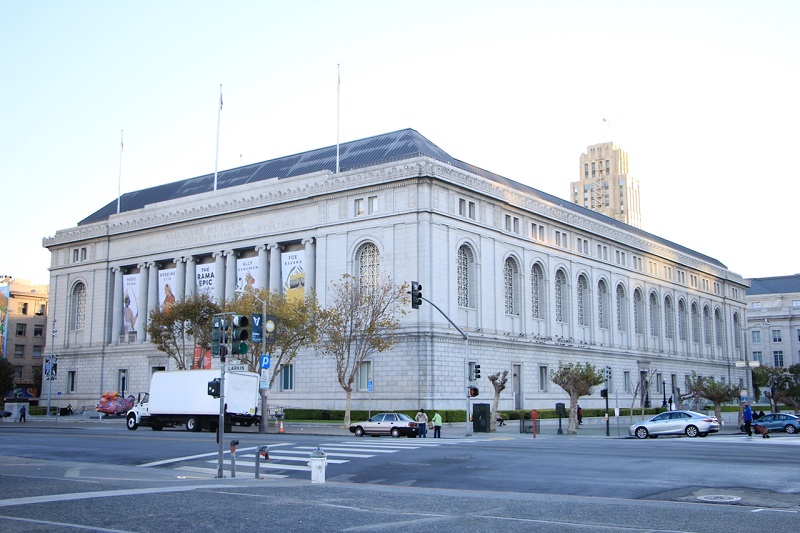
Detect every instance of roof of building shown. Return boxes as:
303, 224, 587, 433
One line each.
746, 274, 800, 296
79, 128, 726, 269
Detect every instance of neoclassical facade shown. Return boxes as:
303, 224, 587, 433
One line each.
43, 129, 749, 412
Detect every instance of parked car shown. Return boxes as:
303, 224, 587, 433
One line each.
741, 413, 800, 434
349, 412, 418, 438
629, 410, 720, 439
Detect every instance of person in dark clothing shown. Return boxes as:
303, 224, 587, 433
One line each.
18, 405, 26, 423
577, 405, 583, 425
743, 403, 753, 437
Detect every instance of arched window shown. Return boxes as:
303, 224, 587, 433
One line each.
597, 280, 609, 329
457, 245, 475, 308
691, 302, 701, 343
733, 312, 741, 350
714, 308, 724, 348
616, 284, 627, 332
664, 296, 675, 339
531, 263, 545, 319
678, 299, 689, 341
703, 305, 713, 345
71, 282, 87, 330
633, 288, 645, 334
577, 275, 589, 326
555, 269, 568, 323
356, 242, 380, 290
503, 257, 520, 315
649, 292, 660, 336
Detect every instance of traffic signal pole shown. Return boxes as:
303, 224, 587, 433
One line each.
412, 293, 471, 437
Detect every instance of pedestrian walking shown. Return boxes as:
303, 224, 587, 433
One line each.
415, 408, 428, 438
577, 405, 583, 425
432, 411, 443, 438
18, 405, 26, 423
743, 402, 753, 437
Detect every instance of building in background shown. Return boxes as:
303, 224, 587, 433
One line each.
1, 277, 48, 401
571, 142, 642, 229
42, 129, 747, 413
744, 274, 800, 370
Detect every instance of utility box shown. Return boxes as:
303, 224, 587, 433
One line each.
472, 403, 490, 433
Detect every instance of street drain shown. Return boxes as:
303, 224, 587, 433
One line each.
697, 495, 742, 502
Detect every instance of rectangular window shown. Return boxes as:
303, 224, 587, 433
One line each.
752, 351, 763, 363
773, 351, 784, 367
367, 196, 378, 214
773, 330, 782, 343
14, 345, 24, 357
358, 361, 373, 391
81, 247, 87, 261
281, 364, 294, 391
20, 303, 28, 315
14, 366, 23, 379
752, 330, 761, 343
68, 371, 77, 393
793, 300, 800, 308
539, 366, 548, 392
656, 373, 663, 393
32, 345, 43, 357
505, 215, 512, 231
354, 198, 364, 216
16, 323, 26, 336
469, 201, 476, 219
34, 325, 44, 337
36, 304, 45, 316
513, 217, 519, 234
459, 199, 467, 216
623, 371, 631, 393
73, 249, 79, 262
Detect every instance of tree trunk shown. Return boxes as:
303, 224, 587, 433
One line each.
490, 394, 500, 432
567, 395, 579, 434
344, 388, 352, 427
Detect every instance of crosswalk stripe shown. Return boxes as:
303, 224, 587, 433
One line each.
265, 450, 375, 459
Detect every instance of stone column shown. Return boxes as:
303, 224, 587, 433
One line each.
213, 252, 225, 303
137, 263, 149, 343
174, 257, 186, 302
303, 238, 316, 293
268, 244, 282, 294
256, 245, 268, 290
225, 250, 237, 301
111, 267, 123, 344
184, 256, 196, 298
147, 262, 159, 326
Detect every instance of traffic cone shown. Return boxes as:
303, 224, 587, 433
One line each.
279, 420, 284, 433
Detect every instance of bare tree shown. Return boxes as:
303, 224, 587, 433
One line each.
628, 369, 658, 426
146, 294, 220, 369
550, 362, 604, 434
488, 370, 509, 431
317, 274, 408, 426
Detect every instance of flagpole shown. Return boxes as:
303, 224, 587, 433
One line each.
336, 64, 340, 174
117, 129, 123, 214
214, 84, 222, 191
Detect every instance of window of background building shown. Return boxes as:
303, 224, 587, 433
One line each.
367, 195, 378, 214
752, 351, 762, 363
19, 302, 28, 315
72, 282, 87, 330
33, 346, 43, 357
16, 323, 26, 336
793, 300, 800, 308
358, 361, 372, 391
772, 330, 782, 343
623, 371, 631, 393
773, 351, 784, 367
457, 245, 475, 308
752, 330, 761, 343
281, 364, 294, 391
68, 370, 77, 393
539, 366, 548, 392
354, 198, 364, 216
14, 345, 24, 357
34, 325, 43, 337
13, 366, 23, 379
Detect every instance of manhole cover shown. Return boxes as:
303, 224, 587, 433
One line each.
697, 495, 742, 502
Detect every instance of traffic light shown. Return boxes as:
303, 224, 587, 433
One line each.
473, 364, 481, 380
231, 315, 250, 355
600, 388, 608, 398
208, 379, 221, 398
410, 281, 423, 309
604, 365, 612, 381
469, 386, 479, 397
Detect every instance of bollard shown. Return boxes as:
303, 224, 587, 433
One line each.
308, 446, 327, 483
255, 445, 269, 479
229, 440, 239, 478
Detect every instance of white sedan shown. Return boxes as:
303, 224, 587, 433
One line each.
629, 410, 720, 439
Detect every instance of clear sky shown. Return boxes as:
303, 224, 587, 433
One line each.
2, 1, 798, 285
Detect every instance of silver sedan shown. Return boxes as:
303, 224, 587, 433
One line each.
629, 410, 720, 439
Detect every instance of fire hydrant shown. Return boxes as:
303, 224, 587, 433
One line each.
308, 446, 327, 483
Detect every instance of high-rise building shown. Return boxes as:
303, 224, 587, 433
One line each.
571, 142, 641, 228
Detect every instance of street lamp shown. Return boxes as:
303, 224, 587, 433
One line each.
662, 379, 667, 408
235, 289, 269, 434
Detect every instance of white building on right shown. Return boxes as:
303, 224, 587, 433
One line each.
745, 274, 800, 369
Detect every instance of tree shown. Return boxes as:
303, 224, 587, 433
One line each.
488, 370, 509, 431
0, 357, 15, 398
769, 364, 800, 414
146, 294, 220, 369
753, 365, 787, 413
678, 371, 705, 412
317, 274, 408, 427
628, 369, 658, 426
700, 378, 739, 424
550, 362, 604, 434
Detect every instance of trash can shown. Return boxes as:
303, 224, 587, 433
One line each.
472, 403, 490, 433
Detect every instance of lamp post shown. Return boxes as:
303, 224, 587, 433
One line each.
662, 379, 667, 408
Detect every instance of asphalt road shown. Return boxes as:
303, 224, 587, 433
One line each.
1, 415, 798, 532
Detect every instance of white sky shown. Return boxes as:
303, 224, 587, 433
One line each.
2, 0, 798, 285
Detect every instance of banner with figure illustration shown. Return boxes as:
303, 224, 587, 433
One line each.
158, 268, 177, 310
236, 257, 260, 293
282, 250, 305, 301
0, 285, 9, 358
195, 263, 216, 299
122, 274, 140, 334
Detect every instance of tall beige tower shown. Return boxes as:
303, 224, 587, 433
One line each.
571, 142, 641, 228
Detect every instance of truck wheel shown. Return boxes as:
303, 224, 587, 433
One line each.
186, 417, 202, 432
126, 414, 139, 430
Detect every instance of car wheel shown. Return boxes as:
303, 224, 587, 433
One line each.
698, 432, 709, 437
354, 427, 364, 437
126, 414, 139, 430
785, 425, 796, 434
685, 425, 699, 438
635, 427, 649, 439
391, 428, 401, 438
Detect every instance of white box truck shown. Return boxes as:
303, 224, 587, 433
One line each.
126, 369, 261, 432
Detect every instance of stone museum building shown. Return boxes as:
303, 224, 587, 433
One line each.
42, 128, 750, 413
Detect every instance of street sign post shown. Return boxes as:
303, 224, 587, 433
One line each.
260, 355, 271, 369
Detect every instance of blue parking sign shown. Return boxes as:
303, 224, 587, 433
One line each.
260, 355, 271, 369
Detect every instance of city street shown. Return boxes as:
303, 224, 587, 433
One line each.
0, 415, 798, 531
